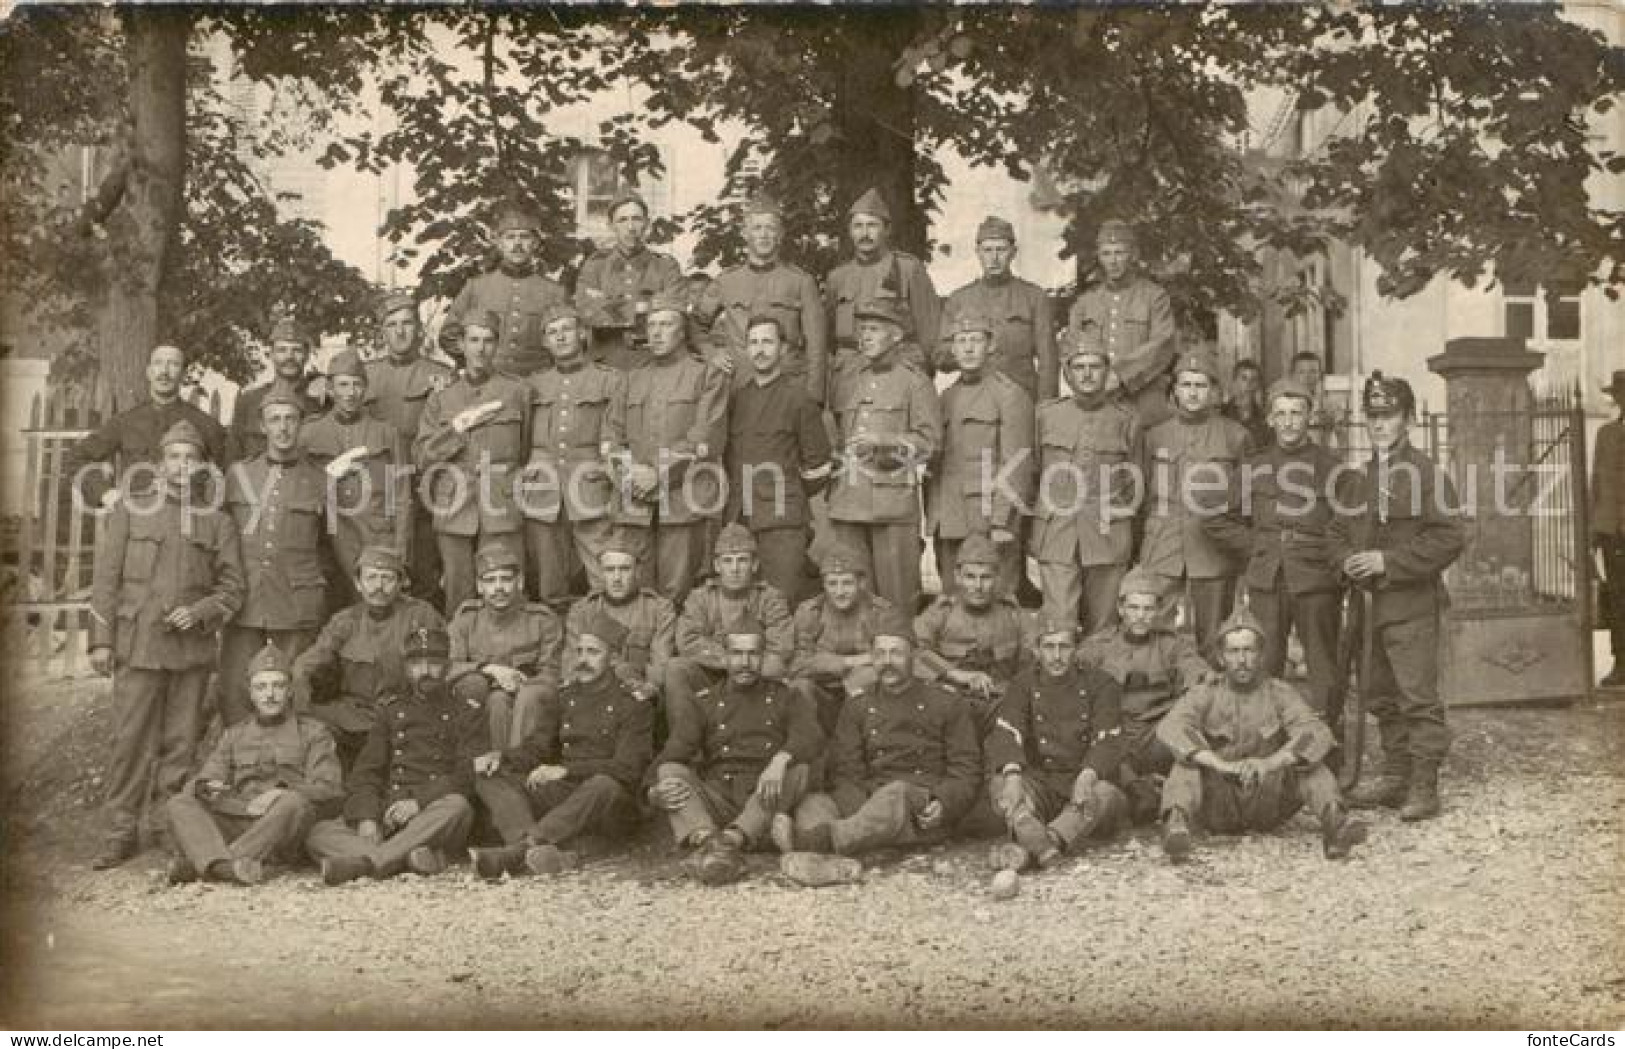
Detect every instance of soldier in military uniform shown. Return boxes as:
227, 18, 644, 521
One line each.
307, 626, 485, 884
649, 622, 823, 885
1067, 220, 1177, 429
605, 293, 728, 603
292, 546, 445, 770
414, 310, 532, 612
575, 192, 685, 371
984, 618, 1128, 876
442, 199, 569, 378
1290, 351, 1343, 450
928, 313, 1035, 596
1156, 609, 1367, 862
229, 316, 326, 464
164, 643, 343, 885
566, 541, 678, 705
723, 314, 833, 607
825, 188, 940, 385
469, 613, 654, 878
788, 544, 897, 737
1031, 336, 1143, 633
826, 297, 944, 614
218, 389, 331, 727
88, 420, 245, 868
1329, 371, 1466, 821
1593, 369, 1625, 688
700, 195, 829, 405
68, 344, 227, 509
1076, 568, 1211, 823
448, 543, 562, 751
1222, 358, 1273, 454
937, 216, 1059, 402
1140, 347, 1250, 656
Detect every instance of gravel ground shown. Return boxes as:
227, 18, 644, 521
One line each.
3, 674, 1623, 1029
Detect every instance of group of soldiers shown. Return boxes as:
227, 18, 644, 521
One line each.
73, 187, 1467, 891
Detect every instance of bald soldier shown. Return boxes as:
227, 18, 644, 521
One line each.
826, 297, 944, 614
229, 315, 326, 464
565, 540, 678, 705
574, 191, 685, 371
937, 215, 1059, 402
826, 187, 940, 386
1067, 220, 1177, 429
442, 199, 569, 378
447, 543, 564, 750
789, 544, 898, 737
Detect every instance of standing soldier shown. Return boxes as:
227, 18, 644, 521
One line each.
825, 188, 940, 384
1593, 369, 1625, 688
788, 545, 897, 737
441, 199, 569, 378
928, 313, 1035, 595
701, 196, 829, 405
723, 315, 833, 607
164, 642, 343, 886
827, 298, 943, 614
1140, 347, 1249, 656
575, 192, 685, 371
566, 542, 678, 705
448, 543, 563, 751
605, 293, 728, 603
87, 420, 245, 868
937, 216, 1058, 402
307, 626, 485, 884
219, 390, 331, 727
1068, 220, 1177, 429
520, 305, 624, 605
229, 316, 325, 464
414, 310, 531, 613
1328, 371, 1465, 821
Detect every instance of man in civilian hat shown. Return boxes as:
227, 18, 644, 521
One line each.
1329, 370, 1465, 821
929, 313, 1035, 597
448, 542, 563, 751
292, 545, 445, 770
469, 611, 653, 878
826, 187, 940, 386
1032, 333, 1143, 634
1156, 608, 1367, 862
415, 308, 532, 612
605, 292, 728, 603
1591, 368, 1625, 688
229, 315, 325, 464
307, 625, 485, 884
827, 296, 943, 614
88, 419, 245, 868
565, 539, 678, 706
723, 312, 834, 607
1067, 219, 1177, 429
164, 642, 343, 885
574, 191, 685, 371
1139, 345, 1249, 656
218, 387, 332, 727
520, 304, 625, 605
700, 194, 829, 405
650, 620, 823, 885
789, 543, 898, 737
937, 215, 1058, 402
442, 198, 569, 378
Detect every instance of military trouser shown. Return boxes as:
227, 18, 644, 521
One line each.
989, 771, 1127, 857
305, 695, 376, 773
654, 762, 811, 848
752, 526, 816, 609
1175, 575, 1236, 659
936, 533, 1023, 601
105, 666, 212, 837
793, 780, 947, 857
476, 772, 637, 848
1249, 586, 1341, 715
616, 521, 707, 606
1366, 613, 1449, 766
525, 518, 614, 606
490, 678, 557, 751
408, 503, 444, 610
165, 790, 317, 871
827, 520, 922, 616
1037, 561, 1125, 639
218, 626, 317, 727
1119, 715, 1176, 824
1602, 535, 1625, 663
305, 795, 474, 877
1160, 761, 1342, 833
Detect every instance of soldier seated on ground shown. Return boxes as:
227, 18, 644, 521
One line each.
648, 622, 822, 886
306, 627, 486, 885
983, 619, 1128, 884
468, 614, 653, 879
448, 543, 563, 750
164, 642, 342, 886
786, 543, 896, 738
1156, 609, 1367, 863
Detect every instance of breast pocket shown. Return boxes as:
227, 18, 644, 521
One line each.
478, 405, 526, 461
122, 536, 160, 584
1000, 311, 1034, 354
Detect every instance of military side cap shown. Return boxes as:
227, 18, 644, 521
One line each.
725, 615, 766, 640
847, 187, 891, 222
1362, 370, 1415, 415
1118, 566, 1167, 599
646, 292, 687, 318
542, 303, 580, 328
853, 298, 905, 327
269, 315, 314, 347
578, 610, 629, 650
326, 348, 368, 381
160, 419, 208, 453
1034, 616, 1079, 642
1266, 377, 1314, 407
1217, 606, 1266, 645
376, 290, 418, 326
259, 386, 307, 417
403, 625, 451, 659
607, 191, 649, 218
820, 543, 866, 576
742, 194, 783, 220
493, 199, 543, 233
247, 640, 292, 680
1096, 219, 1137, 248
957, 533, 1001, 566
714, 522, 758, 555
950, 313, 994, 337
600, 532, 642, 560
1067, 328, 1110, 363
355, 545, 404, 574
462, 309, 503, 337
976, 215, 1016, 243
872, 608, 915, 642
1173, 347, 1221, 382
475, 541, 523, 577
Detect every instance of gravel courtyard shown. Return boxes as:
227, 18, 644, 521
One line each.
3, 674, 1622, 1029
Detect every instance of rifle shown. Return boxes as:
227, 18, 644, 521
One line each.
1336, 585, 1373, 791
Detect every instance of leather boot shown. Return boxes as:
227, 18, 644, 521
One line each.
321, 855, 374, 886
1161, 808, 1193, 862
469, 846, 527, 880
1348, 757, 1410, 809
1320, 805, 1369, 860
406, 846, 447, 876
1399, 761, 1441, 821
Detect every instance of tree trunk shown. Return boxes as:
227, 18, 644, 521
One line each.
833, 9, 926, 257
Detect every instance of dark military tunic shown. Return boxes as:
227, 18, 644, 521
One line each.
986, 664, 1124, 788
658, 677, 821, 779
505, 672, 653, 791
826, 679, 982, 821
724, 372, 832, 531
341, 683, 488, 823
68, 398, 228, 506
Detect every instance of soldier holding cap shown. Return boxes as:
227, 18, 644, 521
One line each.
574, 191, 685, 370
87, 419, 246, 868
414, 308, 532, 612
937, 215, 1058, 401
469, 611, 654, 879
788, 543, 899, 736
442, 199, 569, 377
825, 187, 940, 385
164, 642, 343, 886
307, 626, 485, 884
1591, 369, 1625, 688
229, 315, 326, 464
1067, 219, 1178, 429
566, 539, 679, 702
448, 542, 564, 750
